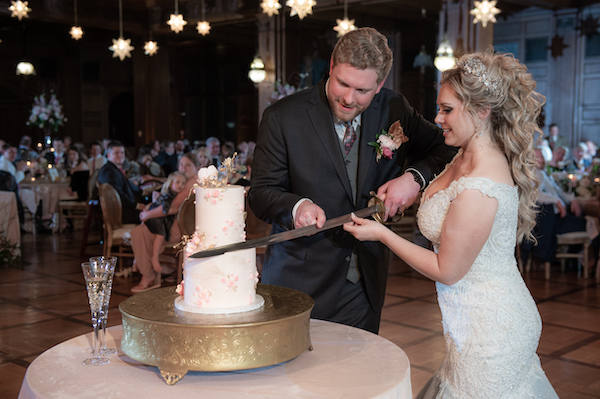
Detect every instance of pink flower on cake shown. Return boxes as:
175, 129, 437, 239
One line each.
175, 281, 184, 296
369, 120, 409, 162
221, 274, 239, 292
246, 294, 254, 304
194, 287, 212, 305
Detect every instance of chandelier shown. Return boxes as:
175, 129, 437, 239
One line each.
167, 0, 187, 33
109, 0, 134, 61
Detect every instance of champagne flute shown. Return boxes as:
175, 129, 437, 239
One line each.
81, 261, 110, 366
90, 256, 118, 356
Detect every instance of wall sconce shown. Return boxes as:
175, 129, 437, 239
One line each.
16, 60, 35, 76
248, 56, 267, 84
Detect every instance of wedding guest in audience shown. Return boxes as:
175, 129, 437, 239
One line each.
130, 153, 200, 292
142, 171, 188, 277
547, 145, 569, 172
65, 147, 90, 202
539, 139, 553, 163
63, 136, 72, 152
97, 140, 145, 224
44, 137, 66, 167
585, 140, 597, 159
16, 135, 37, 162
206, 136, 221, 166
175, 139, 188, 163
195, 146, 212, 167
0, 145, 26, 184
220, 142, 235, 163
102, 139, 112, 156
548, 123, 569, 150
154, 140, 178, 175
572, 142, 591, 170
520, 148, 587, 268
87, 140, 106, 173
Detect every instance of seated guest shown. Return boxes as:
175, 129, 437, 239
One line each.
547, 146, 569, 172
195, 146, 212, 168
520, 148, 590, 267
0, 145, 26, 184
44, 137, 66, 167
153, 140, 178, 176
87, 140, 107, 173
65, 147, 90, 202
585, 140, 597, 160
572, 142, 592, 170
206, 136, 221, 166
97, 141, 144, 224
17, 135, 38, 162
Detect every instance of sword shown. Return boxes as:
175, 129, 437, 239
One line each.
189, 193, 391, 259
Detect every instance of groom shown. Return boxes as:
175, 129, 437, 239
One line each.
249, 27, 456, 333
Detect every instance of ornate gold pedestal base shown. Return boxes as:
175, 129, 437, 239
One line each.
119, 284, 314, 385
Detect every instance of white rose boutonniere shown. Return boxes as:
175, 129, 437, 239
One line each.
369, 121, 409, 162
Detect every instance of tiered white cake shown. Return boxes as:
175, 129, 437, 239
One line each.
175, 170, 263, 314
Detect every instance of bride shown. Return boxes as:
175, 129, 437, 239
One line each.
344, 51, 559, 398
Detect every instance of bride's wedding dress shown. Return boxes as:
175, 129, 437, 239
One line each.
416, 176, 559, 399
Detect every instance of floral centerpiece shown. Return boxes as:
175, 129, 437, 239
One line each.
26, 91, 67, 133
552, 171, 600, 198
0, 236, 21, 266
268, 80, 306, 105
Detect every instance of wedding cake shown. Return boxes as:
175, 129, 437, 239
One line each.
174, 165, 263, 314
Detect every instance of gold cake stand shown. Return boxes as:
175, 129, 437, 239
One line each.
119, 284, 314, 385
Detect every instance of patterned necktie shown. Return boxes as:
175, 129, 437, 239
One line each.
342, 121, 357, 155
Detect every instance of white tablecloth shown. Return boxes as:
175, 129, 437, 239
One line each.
18, 320, 412, 399
0, 191, 20, 248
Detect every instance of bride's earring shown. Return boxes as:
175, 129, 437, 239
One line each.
475, 119, 483, 138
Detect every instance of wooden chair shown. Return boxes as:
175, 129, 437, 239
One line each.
79, 170, 104, 257
173, 196, 195, 283
58, 170, 99, 233
554, 231, 591, 279
97, 183, 136, 261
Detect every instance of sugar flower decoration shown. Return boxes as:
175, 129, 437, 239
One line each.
369, 121, 409, 162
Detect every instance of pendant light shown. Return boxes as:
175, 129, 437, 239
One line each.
109, 0, 134, 61
167, 0, 187, 33
69, 0, 83, 40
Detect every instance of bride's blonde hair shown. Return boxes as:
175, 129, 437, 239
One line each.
440, 50, 544, 243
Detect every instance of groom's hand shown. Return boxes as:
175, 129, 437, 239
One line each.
377, 173, 420, 221
295, 201, 326, 229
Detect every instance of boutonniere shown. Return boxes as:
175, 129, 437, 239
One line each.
368, 121, 409, 162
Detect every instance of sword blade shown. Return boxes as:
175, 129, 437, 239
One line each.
188, 203, 384, 259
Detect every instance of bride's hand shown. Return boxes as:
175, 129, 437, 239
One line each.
343, 213, 386, 242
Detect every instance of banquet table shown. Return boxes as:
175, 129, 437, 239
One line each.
18, 320, 412, 399
0, 191, 20, 248
19, 179, 73, 232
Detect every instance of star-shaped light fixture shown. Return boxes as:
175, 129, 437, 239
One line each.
333, 0, 355, 37
470, 0, 500, 28
109, 37, 134, 61
9, 1, 31, 21
144, 40, 159, 56
70, 0, 83, 40
167, 0, 187, 33
286, 0, 316, 20
109, 0, 134, 61
70, 26, 83, 40
261, 0, 282, 17
197, 21, 211, 36
196, 0, 210, 36
334, 18, 356, 37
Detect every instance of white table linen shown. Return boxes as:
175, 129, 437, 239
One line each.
18, 319, 411, 399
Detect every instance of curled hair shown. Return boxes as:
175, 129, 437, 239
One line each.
331, 27, 393, 83
441, 51, 545, 243
162, 171, 188, 195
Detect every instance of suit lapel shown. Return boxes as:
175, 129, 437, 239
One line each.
307, 82, 354, 204
357, 95, 382, 205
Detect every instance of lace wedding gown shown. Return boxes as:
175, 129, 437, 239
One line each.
416, 176, 559, 399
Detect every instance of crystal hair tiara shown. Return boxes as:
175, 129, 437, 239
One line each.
458, 57, 501, 96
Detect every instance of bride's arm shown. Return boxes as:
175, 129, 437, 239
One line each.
345, 189, 497, 285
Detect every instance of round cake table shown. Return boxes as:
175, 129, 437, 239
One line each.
18, 320, 412, 399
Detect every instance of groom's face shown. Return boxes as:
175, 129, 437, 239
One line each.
327, 59, 385, 122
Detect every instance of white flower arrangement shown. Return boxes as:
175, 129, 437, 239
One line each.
26, 91, 67, 132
